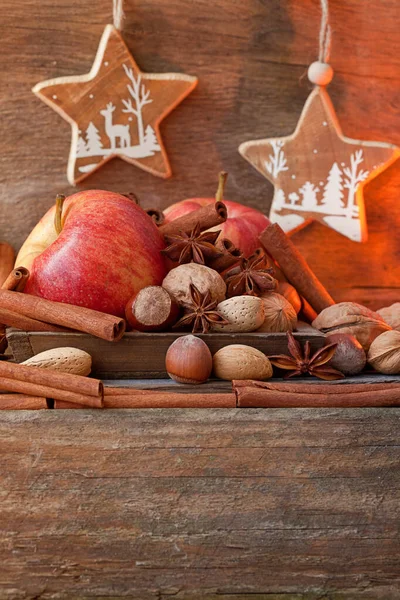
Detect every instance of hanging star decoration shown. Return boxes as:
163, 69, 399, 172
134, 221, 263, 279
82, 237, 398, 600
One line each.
239, 84, 400, 243
33, 25, 198, 184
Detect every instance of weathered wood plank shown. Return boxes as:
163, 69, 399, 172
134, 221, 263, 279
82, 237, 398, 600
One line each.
0, 408, 400, 597
6, 327, 325, 378
0, 0, 399, 305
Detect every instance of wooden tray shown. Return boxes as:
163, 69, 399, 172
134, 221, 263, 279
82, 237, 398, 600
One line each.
6, 324, 325, 379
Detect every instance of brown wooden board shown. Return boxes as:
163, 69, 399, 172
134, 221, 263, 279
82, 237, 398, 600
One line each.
1, 407, 400, 597
6, 324, 325, 379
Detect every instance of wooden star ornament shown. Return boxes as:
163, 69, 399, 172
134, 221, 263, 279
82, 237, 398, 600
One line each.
33, 25, 198, 184
239, 87, 400, 242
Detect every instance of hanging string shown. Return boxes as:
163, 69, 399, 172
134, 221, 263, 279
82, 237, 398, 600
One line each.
318, 0, 332, 63
113, 0, 125, 30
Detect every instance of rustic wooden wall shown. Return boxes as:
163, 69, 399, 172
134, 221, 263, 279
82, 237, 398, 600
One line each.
1, 0, 399, 305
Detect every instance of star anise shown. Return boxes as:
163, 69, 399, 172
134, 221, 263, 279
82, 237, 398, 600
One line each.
173, 284, 229, 334
269, 332, 344, 380
162, 223, 222, 265
224, 250, 276, 297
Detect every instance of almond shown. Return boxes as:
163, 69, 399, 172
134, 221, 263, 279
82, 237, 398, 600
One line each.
212, 296, 264, 333
22, 347, 92, 376
213, 345, 273, 381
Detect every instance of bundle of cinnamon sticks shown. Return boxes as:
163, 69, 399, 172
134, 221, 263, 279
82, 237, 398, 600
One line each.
5, 375, 400, 410
0, 290, 126, 342
0, 360, 103, 408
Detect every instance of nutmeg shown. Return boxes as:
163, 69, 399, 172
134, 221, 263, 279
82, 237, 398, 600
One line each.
377, 303, 400, 331
213, 345, 273, 381
312, 302, 391, 350
22, 347, 92, 376
368, 330, 400, 374
212, 296, 264, 333
257, 292, 297, 333
276, 281, 302, 314
162, 263, 226, 308
165, 335, 212, 384
125, 286, 179, 331
325, 333, 366, 376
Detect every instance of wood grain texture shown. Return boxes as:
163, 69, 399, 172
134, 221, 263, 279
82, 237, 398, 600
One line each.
1, 0, 399, 304
1, 408, 400, 597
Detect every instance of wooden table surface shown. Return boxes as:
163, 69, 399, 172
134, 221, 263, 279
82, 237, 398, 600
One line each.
1, 407, 400, 598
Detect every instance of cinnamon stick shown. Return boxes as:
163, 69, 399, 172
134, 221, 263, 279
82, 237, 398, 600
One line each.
0, 244, 17, 352
209, 239, 243, 272
0, 290, 126, 341
299, 297, 318, 323
0, 308, 69, 332
159, 202, 227, 237
0, 394, 48, 410
0, 361, 103, 407
0, 242, 15, 287
55, 392, 236, 409
233, 380, 400, 408
0, 378, 102, 407
259, 224, 335, 314
54, 400, 87, 409
1, 267, 30, 292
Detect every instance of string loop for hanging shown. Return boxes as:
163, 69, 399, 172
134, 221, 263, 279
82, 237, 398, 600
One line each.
318, 0, 332, 63
113, 0, 125, 31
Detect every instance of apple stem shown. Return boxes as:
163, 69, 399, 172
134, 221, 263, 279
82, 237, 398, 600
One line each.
215, 172, 228, 203
54, 194, 65, 235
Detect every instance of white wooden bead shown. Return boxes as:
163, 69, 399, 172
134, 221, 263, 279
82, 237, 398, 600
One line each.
308, 61, 334, 86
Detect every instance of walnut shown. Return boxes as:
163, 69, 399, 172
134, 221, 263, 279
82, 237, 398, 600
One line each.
368, 330, 400, 374
312, 302, 391, 351
162, 263, 226, 308
257, 292, 297, 333
377, 303, 400, 331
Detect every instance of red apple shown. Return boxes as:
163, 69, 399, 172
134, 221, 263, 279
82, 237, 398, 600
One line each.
163, 198, 270, 257
16, 190, 167, 317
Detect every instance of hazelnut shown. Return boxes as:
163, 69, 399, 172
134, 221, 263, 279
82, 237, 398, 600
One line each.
162, 263, 226, 308
212, 296, 264, 333
276, 281, 302, 314
368, 330, 400, 374
325, 333, 366, 375
213, 345, 273, 381
166, 335, 212, 384
258, 292, 297, 333
125, 286, 179, 331
312, 302, 391, 350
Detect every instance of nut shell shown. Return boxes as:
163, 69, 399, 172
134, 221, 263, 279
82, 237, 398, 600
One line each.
162, 263, 226, 308
212, 296, 264, 333
377, 303, 400, 331
22, 347, 92, 376
368, 330, 400, 374
313, 302, 391, 350
258, 292, 297, 333
213, 345, 273, 381
325, 333, 366, 376
166, 335, 212, 384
